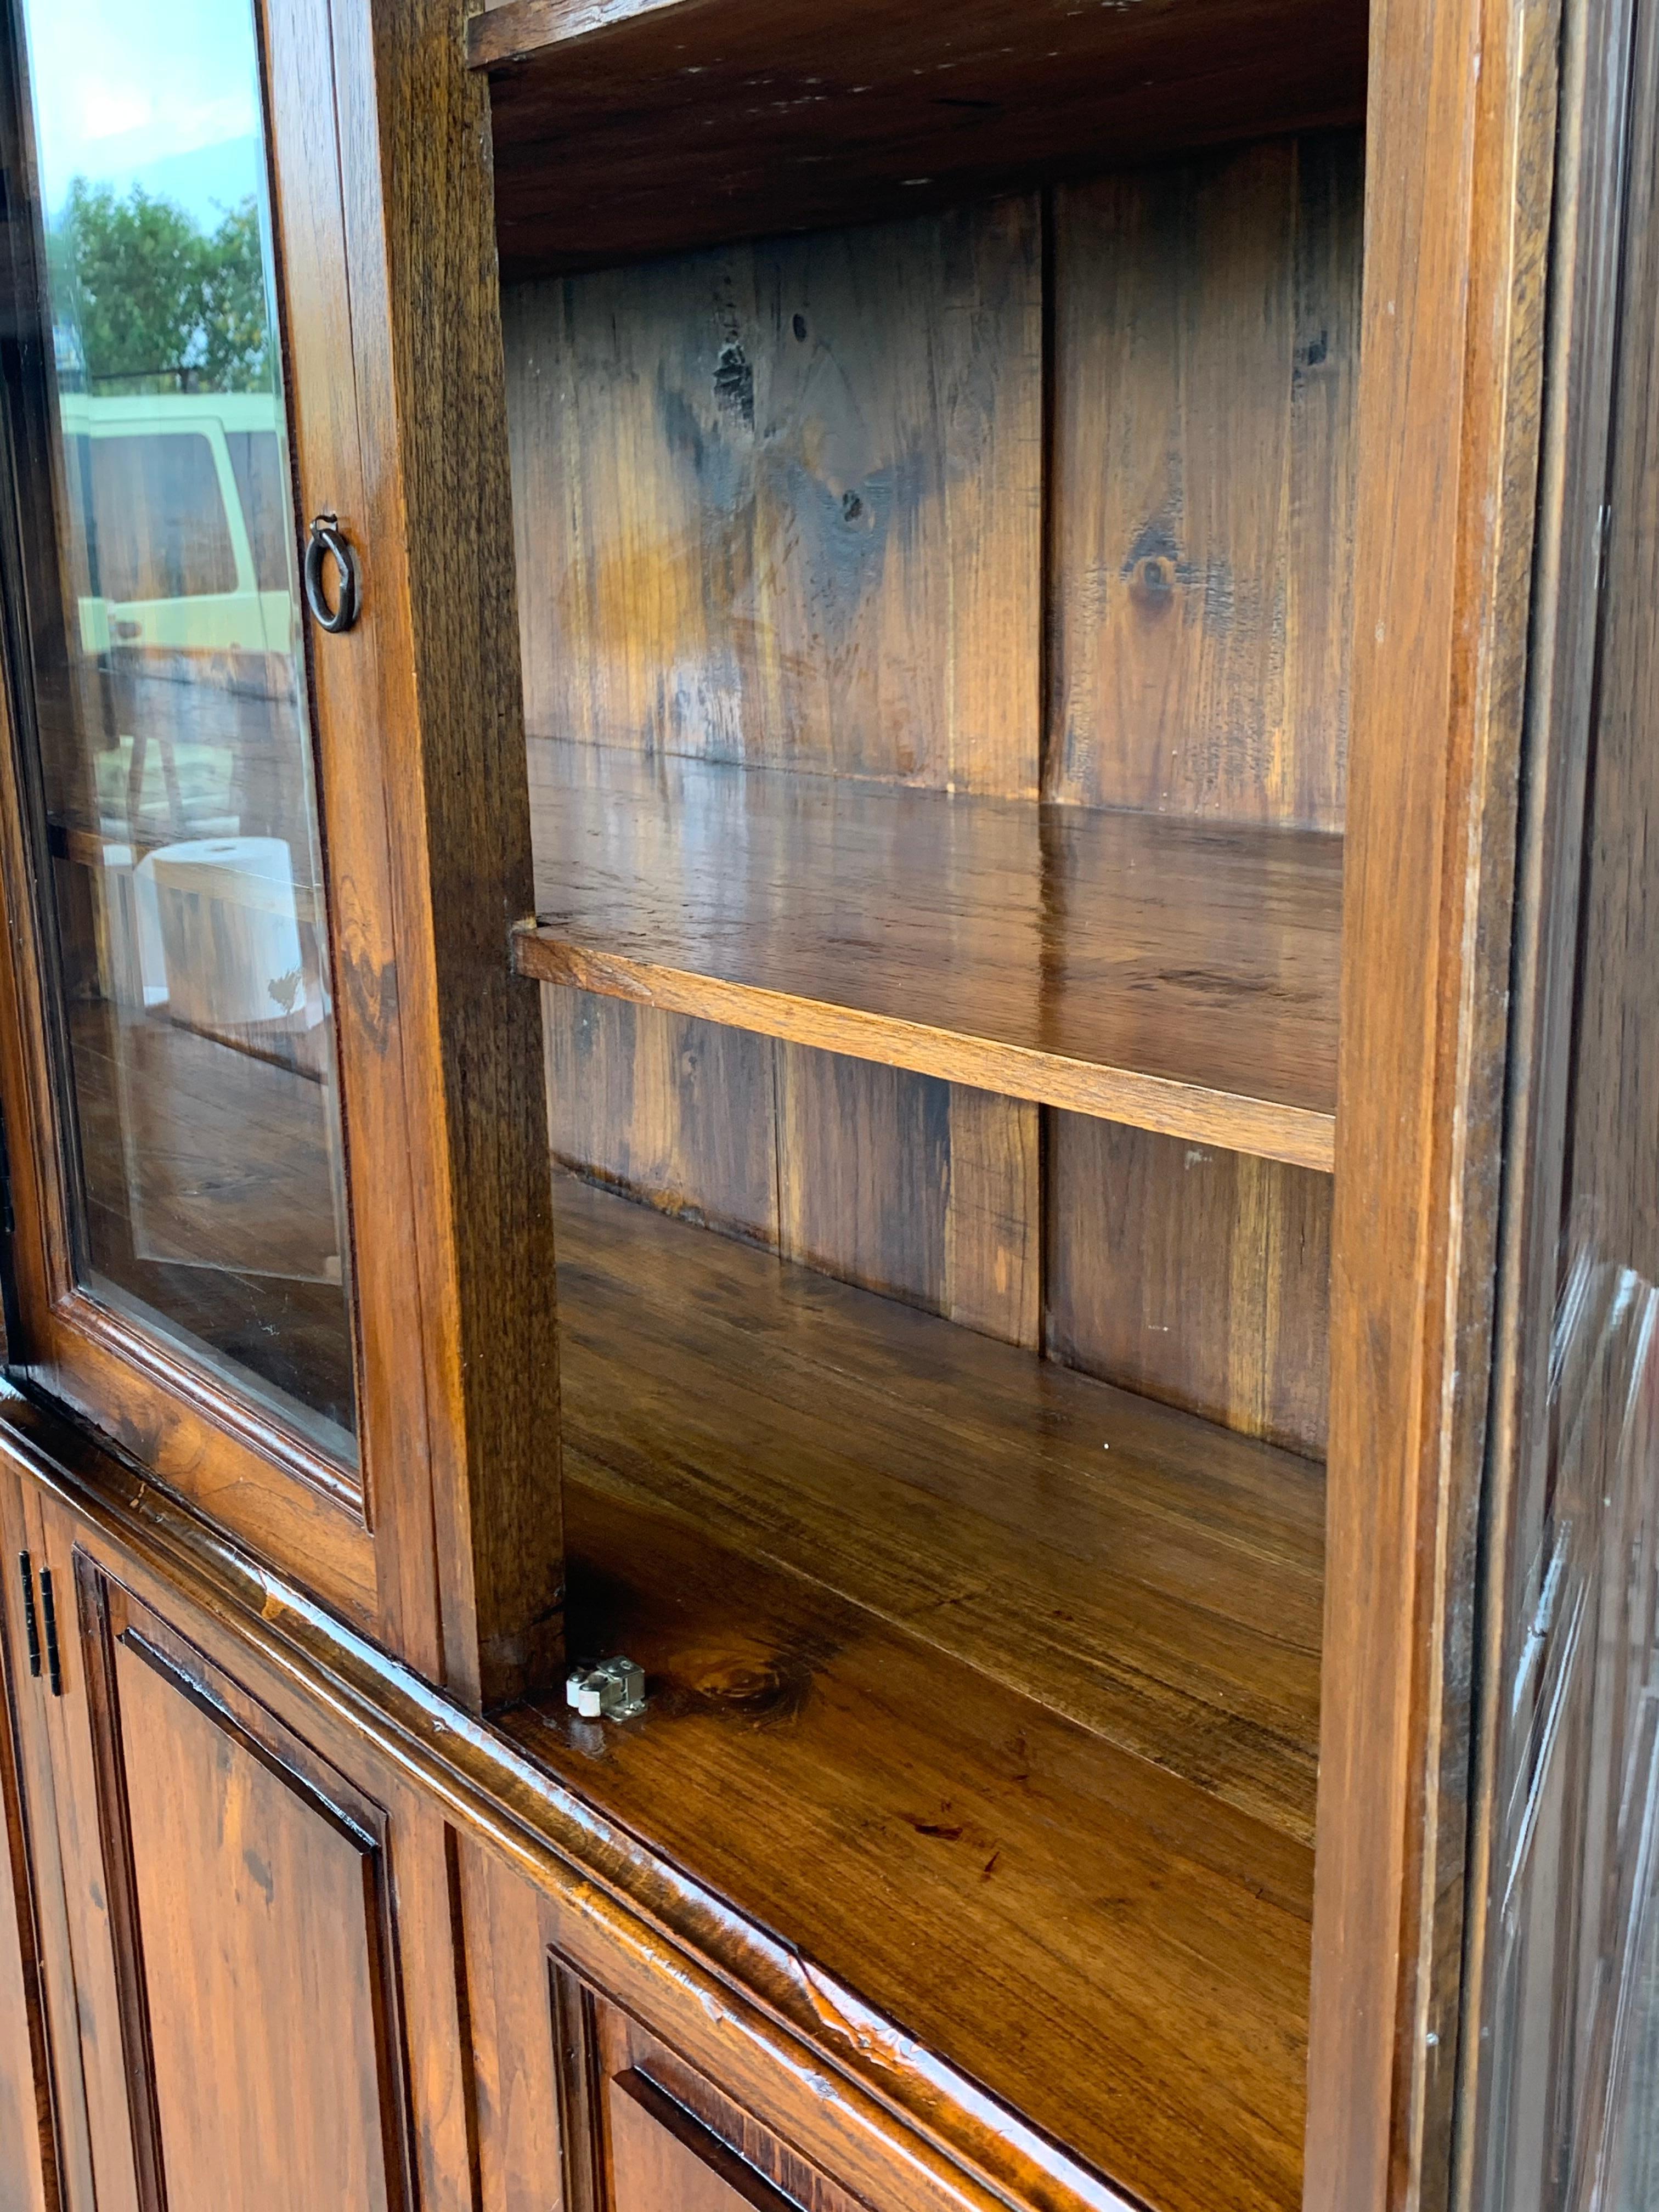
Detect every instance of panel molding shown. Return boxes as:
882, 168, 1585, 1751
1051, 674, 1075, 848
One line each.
71, 1555, 418, 2212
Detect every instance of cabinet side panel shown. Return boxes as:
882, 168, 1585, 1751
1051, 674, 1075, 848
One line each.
454, 1837, 565, 2212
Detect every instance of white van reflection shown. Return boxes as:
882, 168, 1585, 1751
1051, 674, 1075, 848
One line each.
60, 388, 304, 855
61, 392, 341, 1286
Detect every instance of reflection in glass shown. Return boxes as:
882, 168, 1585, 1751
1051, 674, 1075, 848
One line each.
7, 0, 357, 1454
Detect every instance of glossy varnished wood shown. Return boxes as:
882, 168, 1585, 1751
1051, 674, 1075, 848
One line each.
546, 997, 1042, 1347
506, 203, 1041, 797
0, 1537, 54, 2212
552, 1172, 1322, 1839
1049, 134, 1362, 831
74, 1566, 414, 2212
517, 743, 1341, 1167
577, 1983, 874, 2212
470, 0, 1368, 278
1307, 0, 1564, 2196
303, 0, 563, 1706
1046, 1119, 1332, 1458
0, 0, 561, 1705
0, 1390, 1290, 2212
515, 1460, 1313, 2212
1455, 10, 1659, 2191
13, 1475, 482, 2212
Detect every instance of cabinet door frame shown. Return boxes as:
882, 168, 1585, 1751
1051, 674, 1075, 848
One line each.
71, 1555, 419, 2212
0, 0, 559, 1708
10, 1471, 480, 2212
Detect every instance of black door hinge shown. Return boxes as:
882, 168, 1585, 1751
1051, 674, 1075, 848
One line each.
38, 1566, 60, 1696
16, 1550, 38, 1676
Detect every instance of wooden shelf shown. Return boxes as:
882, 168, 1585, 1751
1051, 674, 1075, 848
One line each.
551, 1169, 1324, 1830
470, 0, 1369, 276
516, 741, 1342, 1170
518, 1170, 1323, 2212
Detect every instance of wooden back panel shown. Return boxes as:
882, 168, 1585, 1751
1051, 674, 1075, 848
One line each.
510, 143, 1357, 1455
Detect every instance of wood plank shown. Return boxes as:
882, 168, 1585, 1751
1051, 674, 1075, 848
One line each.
544, 999, 1040, 1344
774, 1045, 1040, 1345
1048, 134, 1362, 830
545, 992, 780, 1246
552, 1171, 1323, 1841
1046, 1116, 1331, 1458
472, 0, 1368, 279
504, 201, 1042, 796
517, 741, 1342, 1168
511, 1454, 1315, 2212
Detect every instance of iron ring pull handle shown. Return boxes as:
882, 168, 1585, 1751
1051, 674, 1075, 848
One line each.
303, 514, 360, 635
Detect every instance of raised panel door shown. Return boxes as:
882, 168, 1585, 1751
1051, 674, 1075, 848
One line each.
32, 1526, 416, 2212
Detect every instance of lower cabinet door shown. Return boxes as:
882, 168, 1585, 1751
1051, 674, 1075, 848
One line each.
72, 1567, 412, 2212
455, 1836, 913, 2212
8, 1485, 472, 2212
578, 2002, 848, 2212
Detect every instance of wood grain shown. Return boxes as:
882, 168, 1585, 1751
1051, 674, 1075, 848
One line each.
545, 997, 1042, 1346
96, 1605, 408, 2212
334, 0, 564, 1708
1306, 0, 1564, 2197
505, 201, 1041, 796
1046, 1118, 1331, 1458
0, 1389, 1244, 2212
1048, 134, 1362, 830
517, 1460, 1314, 2212
545, 995, 780, 1246
0, 0, 565, 1703
607, 2068, 797, 2212
589, 1997, 871, 2212
0, 1477, 99, 2212
518, 742, 1341, 1167
454, 1835, 566, 2212
552, 1172, 1323, 1839
1459, 13, 1659, 2193
472, 0, 1368, 279
1454, 0, 1659, 2195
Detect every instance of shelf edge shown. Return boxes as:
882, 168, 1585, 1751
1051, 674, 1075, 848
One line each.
468, 0, 686, 69
512, 924, 1337, 1173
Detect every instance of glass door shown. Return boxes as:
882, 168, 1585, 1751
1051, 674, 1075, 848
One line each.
5, 0, 357, 1462
0, 0, 560, 1701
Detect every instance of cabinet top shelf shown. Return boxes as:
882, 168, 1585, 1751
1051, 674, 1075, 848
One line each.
516, 739, 1342, 1170
470, 0, 1369, 276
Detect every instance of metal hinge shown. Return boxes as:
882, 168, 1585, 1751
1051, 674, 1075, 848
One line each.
17, 1551, 38, 1677
38, 1567, 61, 1696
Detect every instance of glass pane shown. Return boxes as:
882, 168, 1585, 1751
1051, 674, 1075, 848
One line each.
4, 0, 357, 1457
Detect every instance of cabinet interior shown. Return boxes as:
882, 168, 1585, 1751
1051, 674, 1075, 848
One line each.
473, 11, 1367, 2208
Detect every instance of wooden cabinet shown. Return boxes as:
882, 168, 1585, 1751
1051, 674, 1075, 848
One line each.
452, 1828, 1003, 2212
0, 1466, 476, 2212
0, 0, 557, 1710
0, 0, 1654, 2210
